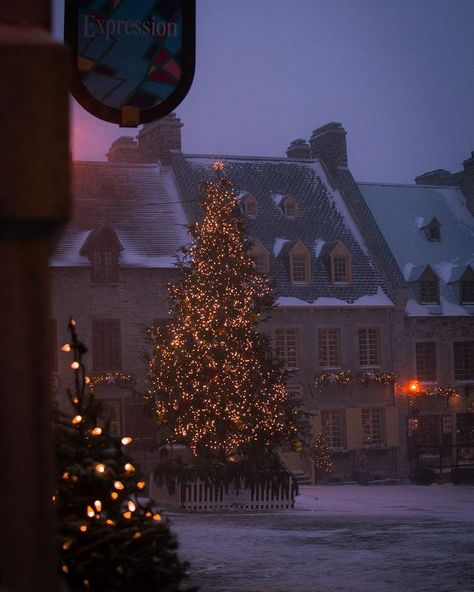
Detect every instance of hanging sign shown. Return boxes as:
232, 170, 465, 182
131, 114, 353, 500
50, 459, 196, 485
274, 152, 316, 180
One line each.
65, 0, 195, 127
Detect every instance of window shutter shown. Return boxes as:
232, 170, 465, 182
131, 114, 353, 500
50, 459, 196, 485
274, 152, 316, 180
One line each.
345, 408, 362, 450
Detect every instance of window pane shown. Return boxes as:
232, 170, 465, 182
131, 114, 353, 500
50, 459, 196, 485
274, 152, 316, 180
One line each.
333, 256, 348, 282
416, 342, 437, 382
420, 281, 439, 304
92, 319, 122, 371
359, 328, 379, 366
362, 407, 385, 446
91, 249, 118, 283
291, 254, 307, 282
318, 328, 340, 368
275, 329, 299, 369
461, 281, 474, 304
454, 342, 474, 381
321, 409, 345, 448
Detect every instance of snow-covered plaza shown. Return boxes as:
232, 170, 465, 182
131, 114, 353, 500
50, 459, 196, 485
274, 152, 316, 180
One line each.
170, 484, 474, 592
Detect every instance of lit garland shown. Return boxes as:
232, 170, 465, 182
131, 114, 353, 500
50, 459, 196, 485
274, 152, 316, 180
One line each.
54, 319, 190, 591
407, 384, 461, 406
88, 372, 135, 394
314, 369, 395, 391
146, 167, 299, 459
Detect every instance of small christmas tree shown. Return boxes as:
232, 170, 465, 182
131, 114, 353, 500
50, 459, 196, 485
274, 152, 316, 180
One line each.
55, 319, 194, 592
309, 434, 333, 479
146, 163, 299, 484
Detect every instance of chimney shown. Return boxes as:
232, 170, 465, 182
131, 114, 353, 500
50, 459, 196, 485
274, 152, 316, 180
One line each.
460, 151, 474, 216
415, 169, 453, 186
136, 113, 183, 165
106, 136, 139, 163
309, 122, 347, 175
286, 138, 311, 159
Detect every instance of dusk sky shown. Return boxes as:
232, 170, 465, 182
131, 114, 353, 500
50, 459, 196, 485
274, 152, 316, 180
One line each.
54, 0, 474, 183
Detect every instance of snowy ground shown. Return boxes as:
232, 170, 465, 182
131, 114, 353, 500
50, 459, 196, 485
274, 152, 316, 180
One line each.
168, 484, 474, 592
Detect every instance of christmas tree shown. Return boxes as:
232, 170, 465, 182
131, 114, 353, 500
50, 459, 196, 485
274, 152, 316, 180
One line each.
310, 434, 333, 479
55, 319, 194, 592
146, 163, 299, 483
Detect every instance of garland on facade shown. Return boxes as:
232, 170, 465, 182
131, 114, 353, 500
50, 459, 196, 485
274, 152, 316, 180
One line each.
408, 386, 461, 406
88, 372, 135, 394
314, 369, 395, 391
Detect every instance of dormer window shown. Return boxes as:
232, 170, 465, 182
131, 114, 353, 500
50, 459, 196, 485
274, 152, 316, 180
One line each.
420, 279, 439, 304
243, 194, 258, 218
422, 217, 441, 242
329, 242, 352, 284
80, 224, 123, 284
282, 196, 298, 219
288, 240, 311, 283
248, 239, 269, 274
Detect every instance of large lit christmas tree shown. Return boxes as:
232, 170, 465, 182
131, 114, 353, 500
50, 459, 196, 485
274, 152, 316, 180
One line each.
55, 319, 193, 592
147, 163, 299, 481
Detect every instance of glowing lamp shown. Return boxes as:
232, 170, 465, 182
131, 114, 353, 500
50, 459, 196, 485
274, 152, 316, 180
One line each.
124, 463, 135, 473
62, 565, 69, 574
61, 344, 71, 352
111, 492, 119, 500
408, 380, 419, 393
71, 361, 80, 370
152, 513, 161, 521
94, 500, 102, 512
121, 436, 132, 446
123, 511, 132, 519
79, 525, 87, 532
114, 481, 124, 490
95, 463, 106, 474
72, 415, 82, 425
128, 500, 136, 512
86, 505, 95, 518
91, 427, 102, 436
136, 481, 145, 490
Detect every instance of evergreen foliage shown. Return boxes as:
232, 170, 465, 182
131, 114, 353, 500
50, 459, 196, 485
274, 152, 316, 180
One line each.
146, 166, 300, 483
54, 319, 194, 592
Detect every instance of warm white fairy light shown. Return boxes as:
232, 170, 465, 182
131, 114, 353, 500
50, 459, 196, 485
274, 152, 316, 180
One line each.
121, 436, 132, 446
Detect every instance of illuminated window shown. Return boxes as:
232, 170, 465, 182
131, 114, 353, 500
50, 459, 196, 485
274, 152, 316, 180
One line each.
420, 280, 439, 304
243, 194, 258, 218
454, 341, 474, 381
415, 342, 437, 382
318, 328, 341, 368
92, 319, 122, 371
275, 329, 299, 369
321, 409, 346, 449
283, 196, 298, 219
362, 408, 385, 446
359, 328, 379, 367
461, 281, 474, 305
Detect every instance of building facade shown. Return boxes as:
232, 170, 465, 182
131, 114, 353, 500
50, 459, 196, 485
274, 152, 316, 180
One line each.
50, 115, 474, 482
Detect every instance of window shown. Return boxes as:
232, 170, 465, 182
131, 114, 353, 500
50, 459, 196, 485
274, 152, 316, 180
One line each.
275, 329, 299, 369
243, 195, 258, 218
318, 328, 341, 368
328, 241, 352, 284
362, 408, 385, 446
416, 342, 437, 382
321, 409, 346, 449
423, 218, 441, 242
454, 341, 474, 381
332, 256, 349, 283
100, 399, 123, 437
91, 249, 119, 284
461, 281, 474, 305
358, 328, 379, 367
420, 280, 439, 304
92, 319, 122, 371
291, 254, 308, 282
249, 240, 269, 274
283, 196, 298, 219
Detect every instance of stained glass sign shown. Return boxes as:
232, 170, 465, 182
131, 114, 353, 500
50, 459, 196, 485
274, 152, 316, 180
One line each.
65, 0, 195, 126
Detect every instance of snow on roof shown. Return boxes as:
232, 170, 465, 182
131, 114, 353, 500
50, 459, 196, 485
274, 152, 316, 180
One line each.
273, 237, 290, 257
271, 193, 285, 206
277, 287, 393, 308
359, 182, 474, 316
314, 239, 326, 258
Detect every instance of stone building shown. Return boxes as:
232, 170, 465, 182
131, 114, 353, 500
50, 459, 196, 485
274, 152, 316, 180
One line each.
50, 115, 473, 482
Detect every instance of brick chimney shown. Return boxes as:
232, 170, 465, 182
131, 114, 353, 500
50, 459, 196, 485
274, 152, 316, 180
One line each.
286, 138, 311, 159
460, 151, 474, 216
106, 136, 139, 163
309, 122, 347, 175
136, 113, 183, 165
415, 169, 453, 186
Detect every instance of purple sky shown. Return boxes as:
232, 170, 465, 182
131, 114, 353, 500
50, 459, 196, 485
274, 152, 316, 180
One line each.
54, 0, 474, 183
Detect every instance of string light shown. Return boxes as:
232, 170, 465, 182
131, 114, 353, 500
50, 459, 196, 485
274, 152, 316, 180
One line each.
123, 511, 132, 519
124, 463, 135, 473
72, 415, 82, 425
79, 525, 87, 532
94, 500, 102, 512
87, 505, 95, 518
95, 463, 106, 474
152, 513, 161, 521
128, 500, 136, 512
91, 427, 102, 436
111, 492, 119, 500
314, 369, 395, 391
136, 481, 145, 490
71, 361, 80, 370
114, 481, 124, 490
121, 436, 132, 445
61, 343, 71, 352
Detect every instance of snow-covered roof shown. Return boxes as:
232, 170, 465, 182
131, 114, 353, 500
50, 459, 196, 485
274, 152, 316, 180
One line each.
359, 182, 474, 316
50, 162, 188, 269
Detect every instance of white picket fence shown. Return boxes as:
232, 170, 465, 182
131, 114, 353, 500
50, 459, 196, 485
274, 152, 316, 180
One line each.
150, 474, 296, 511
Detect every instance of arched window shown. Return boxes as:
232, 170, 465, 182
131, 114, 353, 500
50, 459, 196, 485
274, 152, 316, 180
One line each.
80, 224, 123, 284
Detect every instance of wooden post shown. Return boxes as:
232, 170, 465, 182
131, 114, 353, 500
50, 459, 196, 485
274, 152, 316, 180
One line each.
0, 3, 69, 591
